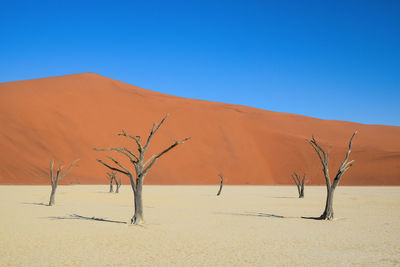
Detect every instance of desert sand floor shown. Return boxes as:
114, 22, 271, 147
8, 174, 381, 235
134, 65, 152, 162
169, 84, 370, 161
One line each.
0, 185, 399, 266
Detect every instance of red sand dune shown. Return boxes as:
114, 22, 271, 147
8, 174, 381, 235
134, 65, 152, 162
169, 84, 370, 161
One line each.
0, 73, 399, 185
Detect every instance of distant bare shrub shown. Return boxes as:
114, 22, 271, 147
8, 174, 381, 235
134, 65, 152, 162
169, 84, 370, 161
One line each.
49, 159, 79, 206
291, 172, 305, 198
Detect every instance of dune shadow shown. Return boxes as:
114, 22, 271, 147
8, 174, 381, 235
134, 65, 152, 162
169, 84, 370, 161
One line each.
22, 202, 49, 206
47, 214, 127, 224
216, 211, 285, 219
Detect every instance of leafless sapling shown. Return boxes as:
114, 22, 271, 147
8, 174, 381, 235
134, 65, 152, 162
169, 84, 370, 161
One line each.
217, 173, 224, 196
49, 159, 79, 206
106, 172, 116, 192
307, 131, 357, 220
94, 114, 190, 225
291, 172, 305, 198
115, 175, 122, 193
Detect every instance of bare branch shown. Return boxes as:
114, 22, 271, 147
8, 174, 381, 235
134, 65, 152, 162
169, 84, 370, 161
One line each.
343, 162, 354, 173
143, 154, 156, 168
327, 145, 332, 159
97, 159, 129, 175
106, 171, 117, 181
306, 139, 326, 167
338, 131, 358, 171
59, 159, 80, 179
294, 172, 302, 185
291, 173, 299, 186
143, 114, 169, 151
55, 166, 62, 181
143, 137, 191, 176
307, 135, 331, 186
331, 131, 357, 189
58, 161, 64, 172
117, 129, 143, 152
94, 147, 138, 162
49, 160, 54, 186
114, 175, 120, 186
108, 156, 132, 174
311, 135, 328, 161
344, 160, 355, 170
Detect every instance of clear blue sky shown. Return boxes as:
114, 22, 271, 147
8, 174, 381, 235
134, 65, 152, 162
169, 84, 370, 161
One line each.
1, 0, 399, 126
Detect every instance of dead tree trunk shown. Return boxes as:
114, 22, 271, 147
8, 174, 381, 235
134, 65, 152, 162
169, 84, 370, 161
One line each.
49, 159, 79, 206
94, 114, 190, 225
49, 185, 57, 206
132, 176, 144, 224
106, 172, 116, 192
307, 131, 357, 220
321, 187, 335, 220
217, 173, 224, 196
108, 179, 114, 193
115, 176, 122, 193
291, 172, 305, 198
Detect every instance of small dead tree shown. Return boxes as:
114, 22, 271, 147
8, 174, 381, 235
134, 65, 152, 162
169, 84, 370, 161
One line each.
94, 114, 190, 224
106, 172, 116, 192
115, 176, 122, 193
217, 173, 224, 196
291, 172, 305, 198
49, 159, 79, 206
307, 131, 357, 220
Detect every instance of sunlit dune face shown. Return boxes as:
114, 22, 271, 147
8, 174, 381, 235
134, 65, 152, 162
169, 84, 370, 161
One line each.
0, 73, 399, 185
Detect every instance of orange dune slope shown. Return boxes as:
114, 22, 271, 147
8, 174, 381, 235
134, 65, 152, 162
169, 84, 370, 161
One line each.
0, 73, 399, 185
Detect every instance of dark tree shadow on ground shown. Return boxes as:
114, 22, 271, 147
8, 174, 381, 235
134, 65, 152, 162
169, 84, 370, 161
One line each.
217, 212, 328, 220
47, 214, 127, 224
301, 216, 323, 220
22, 202, 49, 206
270, 196, 297, 199
216, 211, 286, 219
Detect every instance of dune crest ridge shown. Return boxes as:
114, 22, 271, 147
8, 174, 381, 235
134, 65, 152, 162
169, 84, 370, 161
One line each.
0, 73, 399, 185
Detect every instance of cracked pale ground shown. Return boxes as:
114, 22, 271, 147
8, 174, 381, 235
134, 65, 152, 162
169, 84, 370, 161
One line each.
0, 185, 399, 266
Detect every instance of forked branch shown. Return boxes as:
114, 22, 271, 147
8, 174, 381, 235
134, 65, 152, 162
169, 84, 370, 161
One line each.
49, 159, 79, 206
60, 159, 80, 179
291, 172, 305, 198
117, 130, 143, 152
332, 131, 357, 188
143, 137, 191, 176
306, 136, 331, 186
94, 114, 190, 225
306, 131, 357, 220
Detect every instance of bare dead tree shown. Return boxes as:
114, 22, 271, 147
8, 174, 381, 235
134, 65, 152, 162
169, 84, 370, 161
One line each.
307, 131, 357, 220
217, 173, 224, 196
291, 172, 305, 198
115, 175, 122, 193
106, 172, 116, 192
49, 159, 79, 206
94, 114, 190, 224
